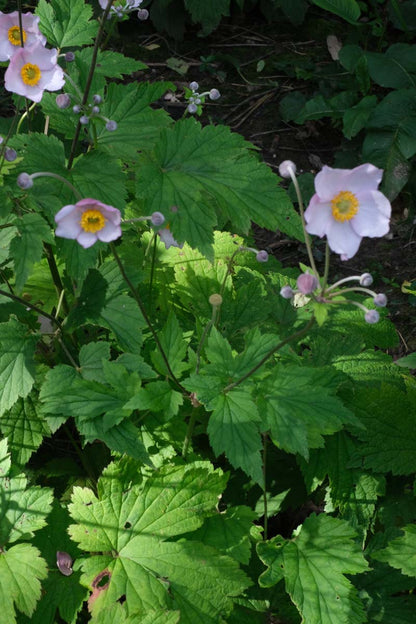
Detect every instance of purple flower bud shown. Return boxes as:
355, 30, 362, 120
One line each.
56, 93, 71, 109
91, 106, 100, 114
189, 81, 199, 91
195, 98, 201, 105
72, 105, 81, 114
278, 160, 296, 179
106, 120, 117, 131
151, 211, 165, 226
365, 310, 380, 324
0, 136, 3, 145
374, 293, 387, 307
209, 88, 221, 101
92, 94, 102, 104
280, 285, 294, 299
56, 551, 73, 576
187, 103, 197, 114
17, 172, 33, 189
80, 115, 89, 125
256, 250, 269, 263
360, 272, 373, 286
4, 147, 17, 162
65, 51, 75, 62
137, 8, 149, 20
296, 272, 318, 294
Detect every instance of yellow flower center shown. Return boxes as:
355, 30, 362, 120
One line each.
331, 191, 359, 222
8, 25, 26, 46
80, 209, 106, 233
20, 63, 42, 86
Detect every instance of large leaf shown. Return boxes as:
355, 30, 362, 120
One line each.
372, 525, 416, 578
0, 397, 49, 466
10, 213, 54, 292
36, 0, 97, 48
136, 119, 301, 258
68, 461, 249, 621
310, 0, 360, 23
258, 514, 368, 624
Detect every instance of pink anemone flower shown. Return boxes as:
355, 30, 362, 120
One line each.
55, 199, 122, 248
0, 11, 46, 61
304, 164, 391, 260
5, 40, 64, 103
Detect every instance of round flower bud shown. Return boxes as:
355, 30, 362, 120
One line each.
187, 103, 197, 114
80, 115, 89, 125
189, 81, 199, 91
91, 106, 100, 114
280, 285, 294, 299
209, 88, 221, 100
374, 293, 387, 307
278, 160, 296, 179
195, 98, 201, 105
4, 147, 17, 162
56, 93, 71, 109
256, 250, 269, 263
360, 272, 373, 286
209, 294, 223, 306
17, 172, 33, 189
365, 309, 380, 324
65, 51, 75, 62
137, 8, 149, 20
296, 272, 318, 294
72, 104, 81, 114
92, 94, 102, 104
151, 211, 165, 226
106, 120, 117, 132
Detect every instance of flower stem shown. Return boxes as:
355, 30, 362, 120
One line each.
262, 433, 268, 540
182, 408, 198, 458
44, 243, 69, 315
321, 241, 330, 292
288, 168, 319, 279
110, 243, 187, 394
223, 317, 315, 393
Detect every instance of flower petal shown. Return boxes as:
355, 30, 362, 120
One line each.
343, 163, 383, 194
325, 220, 362, 258
304, 195, 332, 237
351, 190, 391, 237
97, 222, 122, 243
77, 231, 98, 248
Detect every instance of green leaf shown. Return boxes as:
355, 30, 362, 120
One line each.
0, 544, 48, 624
343, 95, 377, 139
10, 213, 54, 292
79, 341, 112, 382
366, 44, 416, 89
99, 294, 145, 353
151, 311, 189, 377
261, 365, 356, 459
36, 0, 97, 48
351, 384, 416, 475
68, 461, 249, 621
372, 525, 416, 577
310, 0, 360, 23
124, 380, 183, 420
0, 397, 49, 466
184, 0, 230, 34
97, 82, 173, 160
136, 119, 301, 258
0, 438, 53, 546
208, 390, 263, 484
0, 318, 38, 416
395, 352, 416, 368
258, 514, 368, 624
70, 151, 127, 211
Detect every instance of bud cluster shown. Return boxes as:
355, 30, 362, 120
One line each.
99, 0, 149, 20
56, 92, 117, 133
185, 82, 221, 115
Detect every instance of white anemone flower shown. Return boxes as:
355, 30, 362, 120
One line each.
304, 164, 391, 260
0, 11, 46, 61
5, 40, 64, 103
55, 199, 122, 249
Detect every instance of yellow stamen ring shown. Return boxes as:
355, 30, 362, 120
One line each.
8, 25, 26, 46
80, 209, 106, 233
331, 191, 359, 222
20, 63, 42, 86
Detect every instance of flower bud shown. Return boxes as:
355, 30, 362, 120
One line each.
280, 285, 294, 299
17, 172, 33, 189
106, 120, 117, 131
189, 81, 199, 91
56, 93, 71, 109
365, 310, 380, 324
65, 51, 75, 62
187, 103, 197, 114
296, 272, 318, 294
374, 293, 387, 307
137, 8, 149, 20
91, 105, 100, 114
92, 94, 102, 104
151, 211, 165, 226
278, 160, 296, 179
360, 272, 373, 286
209, 88, 221, 100
4, 147, 17, 162
80, 115, 89, 125
256, 250, 269, 263
72, 104, 81, 114
195, 98, 201, 105
209, 293, 223, 306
